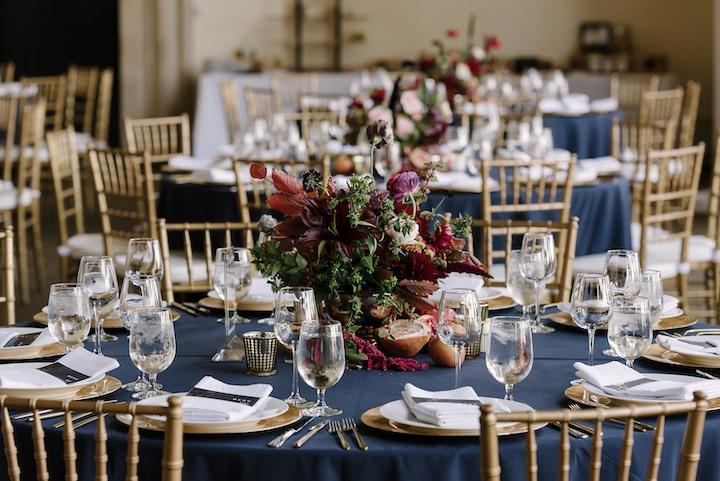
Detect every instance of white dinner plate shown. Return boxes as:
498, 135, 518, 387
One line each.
559, 298, 681, 318
207, 290, 275, 303
378, 398, 532, 431
0, 327, 55, 350
477, 287, 502, 301
139, 394, 289, 425
661, 308, 684, 319
584, 373, 710, 404
0, 362, 106, 398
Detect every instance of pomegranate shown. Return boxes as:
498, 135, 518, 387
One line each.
428, 337, 465, 367
376, 315, 433, 357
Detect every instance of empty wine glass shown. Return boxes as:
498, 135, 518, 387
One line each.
520, 232, 556, 334
639, 269, 663, 326
125, 238, 164, 280
506, 250, 535, 319
297, 320, 345, 416
607, 296, 653, 368
212, 247, 252, 362
274, 286, 317, 406
571, 273, 612, 366
603, 249, 640, 357
129, 307, 176, 400
485, 316, 534, 401
437, 289, 482, 388
118, 275, 163, 393
78, 256, 119, 355
47, 283, 92, 352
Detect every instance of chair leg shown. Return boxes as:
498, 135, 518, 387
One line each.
31, 218, 45, 290
16, 222, 29, 304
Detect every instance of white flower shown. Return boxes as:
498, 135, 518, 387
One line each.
455, 62, 472, 81
385, 218, 420, 245
400, 90, 425, 117
367, 106, 393, 125
472, 46, 486, 61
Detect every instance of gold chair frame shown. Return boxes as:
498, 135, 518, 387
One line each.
94, 68, 113, 145
65, 65, 100, 135
0, 62, 14, 83
678, 81, 701, 148
610, 73, 660, 116
219, 79, 242, 144
243, 87, 279, 122
123, 114, 191, 168
0, 225, 15, 326
20, 75, 66, 131
271, 71, 318, 110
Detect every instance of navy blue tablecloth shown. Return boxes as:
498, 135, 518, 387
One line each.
543, 113, 614, 159
4, 311, 720, 481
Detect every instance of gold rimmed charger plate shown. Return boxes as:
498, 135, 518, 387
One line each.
548, 312, 696, 331
361, 407, 546, 437
564, 383, 720, 411
115, 403, 301, 434
487, 296, 516, 311
198, 297, 274, 312
643, 344, 720, 369
33, 310, 180, 329
0, 375, 122, 401
0, 342, 67, 361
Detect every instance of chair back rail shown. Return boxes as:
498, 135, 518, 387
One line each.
610, 73, 660, 114
243, 87, 279, 122
20, 75, 66, 131
271, 72, 318, 110
0, 394, 184, 481
123, 114, 191, 167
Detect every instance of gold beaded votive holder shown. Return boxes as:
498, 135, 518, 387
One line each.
465, 302, 490, 359
243, 331, 278, 376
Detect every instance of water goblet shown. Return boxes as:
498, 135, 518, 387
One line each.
506, 250, 535, 320
212, 247, 252, 362
47, 283, 92, 352
125, 238, 164, 280
129, 307, 176, 399
603, 249, 641, 357
570, 273, 612, 366
485, 316, 534, 401
607, 296, 653, 368
437, 289, 482, 388
78, 256, 119, 354
520, 232, 556, 333
274, 286, 317, 406
297, 320, 345, 416
639, 269, 663, 326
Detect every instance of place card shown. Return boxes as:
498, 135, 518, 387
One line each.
38, 363, 90, 385
2, 332, 40, 348
411, 397, 481, 406
187, 387, 260, 406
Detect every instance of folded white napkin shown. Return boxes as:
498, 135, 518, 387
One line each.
402, 383, 481, 428
657, 335, 720, 359
538, 98, 564, 114
544, 149, 572, 162
168, 155, 217, 172
428, 273, 485, 302
662, 295, 679, 315
0, 348, 119, 389
210, 277, 274, 302
590, 97, 619, 113
190, 168, 236, 185
0, 328, 55, 348
579, 156, 621, 176
430, 171, 498, 193
574, 361, 720, 400
145, 377, 273, 423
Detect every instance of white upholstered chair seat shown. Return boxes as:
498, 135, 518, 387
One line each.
166, 253, 212, 285
0, 186, 40, 211
59, 233, 126, 259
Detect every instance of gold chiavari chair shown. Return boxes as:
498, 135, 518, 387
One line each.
94, 68, 113, 146
47, 127, 104, 280
271, 71, 318, 110
88, 149, 157, 259
0, 395, 184, 481
469, 218, 578, 303
678, 80, 701, 148
610, 73, 660, 116
219, 79, 242, 144
156, 219, 259, 305
65, 65, 99, 135
0, 62, 14, 83
0, 225, 15, 326
244, 87, 279, 122
0, 95, 18, 168
480, 392, 708, 481
298, 95, 348, 138
123, 114, 191, 169
20, 75, 66, 131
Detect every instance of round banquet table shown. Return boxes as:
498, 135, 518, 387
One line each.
543, 112, 614, 159
159, 176, 633, 257
5, 311, 720, 481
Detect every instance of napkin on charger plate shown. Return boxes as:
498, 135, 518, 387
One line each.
427, 273, 485, 303
0, 327, 55, 348
590, 97, 619, 113
656, 335, 720, 359
0, 348, 119, 389
402, 383, 482, 428
168, 155, 217, 172
190, 168, 236, 185
578, 156, 621, 176
145, 377, 273, 423
574, 361, 720, 401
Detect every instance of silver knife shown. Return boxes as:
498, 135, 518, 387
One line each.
268, 417, 316, 448
294, 420, 329, 448
550, 421, 588, 439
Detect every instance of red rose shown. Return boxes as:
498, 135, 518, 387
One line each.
447, 29, 460, 39
434, 224, 454, 250
249, 163, 267, 179
370, 88, 386, 105
484, 35, 501, 52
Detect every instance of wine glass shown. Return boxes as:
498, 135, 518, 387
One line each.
570, 273, 612, 366
118, 275, 163, 393
212, 247, 252, 362
129, 307, 176, 399
607, 296, 653, 368
437, 289, 482, 388
274, 286, 318, 406
47, 283, 92, 352
603, 249, 640, 357
77, 256, 119, 355
639, 269, 664, 326
125, 238, 164, 280
485, 316, 534, 401
519, 232, 556, 334
506, 250, 535, 319
297, 320, 345, 416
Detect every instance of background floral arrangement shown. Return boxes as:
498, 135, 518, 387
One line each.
344, 87, 391, 145
392, 74, 453, 151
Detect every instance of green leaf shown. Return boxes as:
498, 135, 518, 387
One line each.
296, 254, 307, 269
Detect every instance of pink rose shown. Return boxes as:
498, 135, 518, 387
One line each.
367, 106, 393, 125
400, 90, 425, 117
395, 115, 415, 139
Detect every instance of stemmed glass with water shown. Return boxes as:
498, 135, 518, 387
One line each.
128, 307, 176, 399
506, 250, 536, 319
212, 247, 252, 362
274, 286, 318, 407
297, 320, 345, 416
639, 269, 664, 326
520, 232, 556, 333
602, 249, 641, 356
607, 296, 653, 368
47, 283, 92, 352
436, 289, 483, 388
485, 316, 534, 401
77, 256, 119, 355
570, 273, 612, 365
125, 238, 164, 280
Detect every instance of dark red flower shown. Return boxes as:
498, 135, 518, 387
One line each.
387, 171, 420, 202
484, 35, 501, 52
395, 252, 441, 283
447, 29, 460, 39
271, 169, 304, 194
434, 224, 454, 250
370, 88, 386, 105
249, 163, 267, 179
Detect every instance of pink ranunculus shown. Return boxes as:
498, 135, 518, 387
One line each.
400, 90, 425, 117
367, 106, 393, 125
395, 115, 415, 139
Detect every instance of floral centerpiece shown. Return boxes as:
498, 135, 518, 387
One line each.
392, 74, 453, 151
251, 120, 490, 370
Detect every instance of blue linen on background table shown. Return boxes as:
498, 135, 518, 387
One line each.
543, 112, 614, 159
3, 312, 720, 481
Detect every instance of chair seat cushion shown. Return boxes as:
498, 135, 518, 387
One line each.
63, 233, 105, 258
0, 185, 40, 211
167, 253, 211, 285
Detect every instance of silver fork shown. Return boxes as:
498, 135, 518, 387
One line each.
568, 403, 652, 432
696, 369, 719, 380
342, 418, 368, 450
328, 420, 350, 450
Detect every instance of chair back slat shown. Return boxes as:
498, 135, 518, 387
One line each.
94, 69, 113, 144
646, 414, 666, 481
126, 406, 140, 481
47, 127, 86, 249
589, 418, 603, 481
123, 115, 191, 167
62, 408, 78, 481
271, 72, 318, 110
679, 81, 701, 148
21, 75, 66, 131
0, 226, 15, 326
617, 417, 635, 481
219, 80, 242, 144
0, 402, 21, 481
32, 408, 49, 481
95, 410, 109, 481
66, 65, 100, 134
610, 74, 660, 115
243, 87, 279, 122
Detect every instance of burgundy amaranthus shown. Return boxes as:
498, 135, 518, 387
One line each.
344, 333, 429, 372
